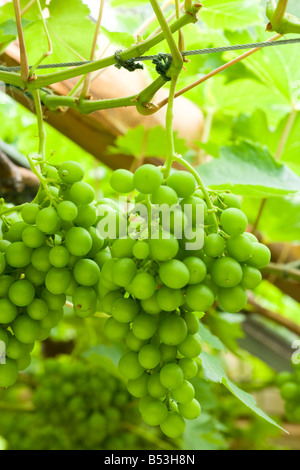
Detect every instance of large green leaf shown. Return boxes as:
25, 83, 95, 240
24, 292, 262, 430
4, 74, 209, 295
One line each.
197, 141, 300, 196
200, 0, 263, 30
200, 351, 287, 432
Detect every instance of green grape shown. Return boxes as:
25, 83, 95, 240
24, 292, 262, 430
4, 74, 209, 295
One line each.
4, 221, 28, 242
58, 161, 85, 184
160, 363, 184, 390
166, 171, 196, 198
57, 201, 78, 222
0, 275, 15, 297
160, 411, 186, 438
141, 400, 168, 426
41, 289, 66, 310
149, 231, 179, 261
203, 233, 225, 258
73, 259, 100, 287
180, 196, 207, 226
73, 286, 98, 318
45, 268, 72, 295
127, 272, 156, 300
185, 284, 215, 312
111, 297, 139, 323
36, 207, 59, 234
241, 266, 262, 289
6, 336, 33, 360
0, 358, 18, 388
151, 186, 179, 207
65, 227, 93, 257
21, 204, 40, 224
244, 232, 259, 243
27, 299, 49, 320
9, 280, 35, 307
178, 398, 201, 420
183, 257, 207, 285
0, 240, 10, 252
118, 351, 144, 380
220, 208, 248, 236
158, 314, 187, 346
22, 226, 46, 248
157, 286, 183, 312
247, 243, 271, 269
178, 358, 198, 379
132, 313, 157, 340
125, 331, 147, 352
0, 252, 6, 275
275, 371, 294, 387
159, 259, 190, 289
6, 242, 32, 268
101, 259, 117, 284
127, 373, 149, 398
147, 372, 167, 398
31, 246, 52, 272
210, 257, 243, 288
280, 382, 298, 400
178, 334, 202, 358
133, 164, 162, 194
110, 169, 134, 193
218, 286, 248, 313
215, 193, 241, 210
101, 291, 123, 314
13, 315, 40, 344
74, 204, 97, 228
111, 237, 136, 258
0, 299, 18, 323
160, 344, 177, 363
0, 328, 9, 346
69, 182, 95, 205
183, 312, 199, 335
104, 317, 130, 342
138, 344, 161, 369
226, 234, 254, 262
172, 380, 195, 404
39, 308, 64, 330
49, 246, 70, 268
25, 265, 46, 287
111, 258, 137, 287
132, 240, 150, 260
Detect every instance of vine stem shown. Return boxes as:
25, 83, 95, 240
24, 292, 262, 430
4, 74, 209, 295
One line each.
164, 75, 179, 179
80, 0, 105, 99
13, 0, 29, 83
32, 89, 46, 161
272, 0, 289, 27
173, 155, 219, 232
0, 204, 27, 218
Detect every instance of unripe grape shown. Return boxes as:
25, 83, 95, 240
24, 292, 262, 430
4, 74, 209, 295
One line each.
110, 169, 134, 193
9, 280, 35, 307
158, 314, 188, 346
73, 259, 101, 287
13, 315, 40, 344
160, 363, 184, 390
160, 411, 186, 439
69, 182, 95, 205
133, 164, 162, 194
65, 227, 93, 257
58, 161, 85, 184
36, 207, 59, 234
220, 208, 248, 236
159, 259, 190, 289
0, 299, 18, 323
178, 398, 201, 420
0, 358, 18, 388
166, 171, 196, 198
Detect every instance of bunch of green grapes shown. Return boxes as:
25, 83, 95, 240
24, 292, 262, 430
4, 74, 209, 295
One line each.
0, 358, 155, 450
276, 363, 300, 423
98, 164, 271, 439
0, 161, 105, 388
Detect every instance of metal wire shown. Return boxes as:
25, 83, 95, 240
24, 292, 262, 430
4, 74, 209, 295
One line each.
1, 37, 300, 73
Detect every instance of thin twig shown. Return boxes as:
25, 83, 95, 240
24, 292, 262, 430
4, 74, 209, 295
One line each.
263, 262, 300, 282
80, 0, 105, 98
275, 109, 298, 160
134, 0, 173, 38
21, 0, 36, 16
13, 0, 29, 83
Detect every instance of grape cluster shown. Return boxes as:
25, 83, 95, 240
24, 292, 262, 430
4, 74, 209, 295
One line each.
0, 358, 153, 450
99, 164, 271, 439
0, 161, 104, 388
276, 364, 300, 423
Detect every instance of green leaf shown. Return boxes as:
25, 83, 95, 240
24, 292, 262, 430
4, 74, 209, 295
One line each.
198, 322, 226, 351
0, 18, 31, 53
108, 125, 189, 160
200, 0, 263, 30
204, 312, 245, 352
197, 141, 300, 196
242, 195, 300, 243
100, 27, 135, 48
200, 351, 287, 432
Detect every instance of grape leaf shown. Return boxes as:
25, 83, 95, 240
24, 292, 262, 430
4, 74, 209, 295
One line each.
100, 27, 135, 48
198, 322, 226, 351
200, 0, 263, 31
200, 351, 287, 432
197, 141, 300, 196
203, 312, 245, 353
